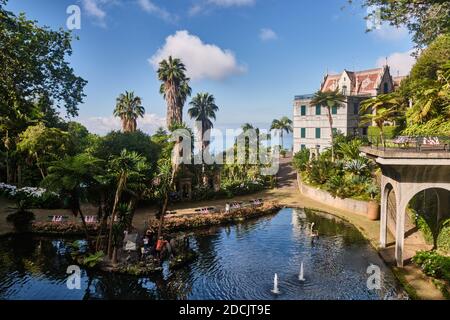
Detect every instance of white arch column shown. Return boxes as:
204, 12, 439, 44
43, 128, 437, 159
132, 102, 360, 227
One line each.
395, 183, 408, 267
379, 177, 389, 249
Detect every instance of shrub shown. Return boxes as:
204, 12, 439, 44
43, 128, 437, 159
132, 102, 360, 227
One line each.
293, 149, 310, 172
413, 251, 450, 282
6, 209, 35, 231
0, 183, 62, 209
368, 126, 398, 140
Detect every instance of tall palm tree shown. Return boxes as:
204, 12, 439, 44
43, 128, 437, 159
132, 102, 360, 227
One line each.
310, 89, 346, 161
271, 116, 293, 151
360, 93, 400, 147
157, 56, 191, 128
188, 93, 219, 160
113, 91, 145, 133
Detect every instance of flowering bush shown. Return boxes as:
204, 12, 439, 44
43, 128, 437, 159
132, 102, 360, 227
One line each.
31, 221, 99, 235
0, 183, 61, 209
148, 202, 281, 233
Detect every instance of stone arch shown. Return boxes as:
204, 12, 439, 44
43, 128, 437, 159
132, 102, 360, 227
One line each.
404, 187, 450, 249
393, 184, 450, 267
380, 180, 399, 248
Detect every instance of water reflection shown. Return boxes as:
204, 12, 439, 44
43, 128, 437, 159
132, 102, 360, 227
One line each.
0, 208, 405, 300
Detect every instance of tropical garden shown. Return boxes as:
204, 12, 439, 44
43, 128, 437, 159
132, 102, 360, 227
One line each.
0, 0, 278, 268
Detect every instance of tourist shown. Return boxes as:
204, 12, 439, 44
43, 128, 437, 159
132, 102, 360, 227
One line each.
225, 203, 230, 213
155, 236, 168, 259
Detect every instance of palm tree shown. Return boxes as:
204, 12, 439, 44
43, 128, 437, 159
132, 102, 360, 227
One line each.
157, 56, 191, 128
241, 123, 254, 132
188, 93, 219, 162
311, 89, 346, 161
42, 154, 104, 247
360, 93, 401, 147
113, 91, 145, 133
270, 117, 293, 150
106, 149, 148, 259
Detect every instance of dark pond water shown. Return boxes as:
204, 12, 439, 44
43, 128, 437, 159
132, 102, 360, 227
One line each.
0, 208, 405, 300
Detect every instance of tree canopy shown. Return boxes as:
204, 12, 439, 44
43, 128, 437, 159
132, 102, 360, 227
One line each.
353, 0, 450, 48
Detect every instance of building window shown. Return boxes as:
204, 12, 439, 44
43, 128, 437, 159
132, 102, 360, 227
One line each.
301, 128, 306, 138
315, 105, 321, 115
342, 85, 348, 95
315, 128, 321, 139
332, 105, 338, 115
353, 102, 359, 115
362, 127, 368, 136
301, 144, 306, 150
383, 82, 389, 94
301, 105, 306, 116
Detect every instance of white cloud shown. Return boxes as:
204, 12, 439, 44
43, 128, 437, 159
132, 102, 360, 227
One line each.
82, 0, 107, 19
149, 30, 246, 81
208, 0, 255, 7
189, 0, 255, 15
259, 28, 277, 41
79, 113, 166, 135
137, 0, 178, 22
376, 50, 416, 76
372, 24, 409, 41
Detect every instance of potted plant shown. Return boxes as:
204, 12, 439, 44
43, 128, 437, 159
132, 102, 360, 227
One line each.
366, 184, 380, 221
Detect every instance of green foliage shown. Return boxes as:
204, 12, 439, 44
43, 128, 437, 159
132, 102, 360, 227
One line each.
355, 0, 450, 49
17, 123, 71, 175
437, 222, 450, 253
307, 159, 335, 185
92, 130, 160, 166
114, 91, 145, 133
296, 138, 377, 201
410, 34, 450, 80
399, 35, 450, 135
367, 126, 398, 140
82, 251, 105, 268
336, 139, 363, 160
293, 149, 310, 172
413, 250, 450, 282
0, 3, 87, 118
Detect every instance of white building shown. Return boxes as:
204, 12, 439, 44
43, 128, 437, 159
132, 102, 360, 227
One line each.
293, 66, 401, 154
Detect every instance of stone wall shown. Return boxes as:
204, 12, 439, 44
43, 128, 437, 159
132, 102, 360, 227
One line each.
297, 175, 369, 217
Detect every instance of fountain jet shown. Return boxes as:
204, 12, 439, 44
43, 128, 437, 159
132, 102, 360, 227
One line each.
299, 262, 305, 281
271, 273, 280, 294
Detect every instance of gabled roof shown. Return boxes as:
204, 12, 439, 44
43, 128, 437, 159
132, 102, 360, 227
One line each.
321, 67, 389, 96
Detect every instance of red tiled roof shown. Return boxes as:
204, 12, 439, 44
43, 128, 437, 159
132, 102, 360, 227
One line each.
321, 67, 386, 95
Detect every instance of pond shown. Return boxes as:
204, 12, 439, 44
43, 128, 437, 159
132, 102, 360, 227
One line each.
0, 208, 406, 300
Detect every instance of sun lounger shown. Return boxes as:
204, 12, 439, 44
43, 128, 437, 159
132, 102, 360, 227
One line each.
419, 137, 448, 151
85, 216, 98, 224
48, 215, 69, 223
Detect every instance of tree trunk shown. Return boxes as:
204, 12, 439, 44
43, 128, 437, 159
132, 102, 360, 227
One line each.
107, 174, 126, 258
327, 107, 335, 162
6, 150, 11, 184
78, 208, 91, 249
379, 125, 385, 148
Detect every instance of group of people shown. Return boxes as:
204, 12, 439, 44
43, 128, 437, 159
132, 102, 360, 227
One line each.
141, 230, 165, 259
141, 230, 189, 261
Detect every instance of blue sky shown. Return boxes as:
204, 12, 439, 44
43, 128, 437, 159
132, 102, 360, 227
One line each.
6, 0, 415, 143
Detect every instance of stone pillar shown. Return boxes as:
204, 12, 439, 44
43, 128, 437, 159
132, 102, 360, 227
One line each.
395, 190, 407, 267
380, 183, 388, 248
436, 189, 449, 222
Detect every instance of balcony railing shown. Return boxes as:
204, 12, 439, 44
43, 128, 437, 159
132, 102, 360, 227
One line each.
365, 135, 450, 152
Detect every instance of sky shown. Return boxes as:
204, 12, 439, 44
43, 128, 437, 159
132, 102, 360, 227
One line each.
5, 0, 416, 149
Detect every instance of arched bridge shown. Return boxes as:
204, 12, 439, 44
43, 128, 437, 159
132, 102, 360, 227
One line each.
361, 146, 450, 267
